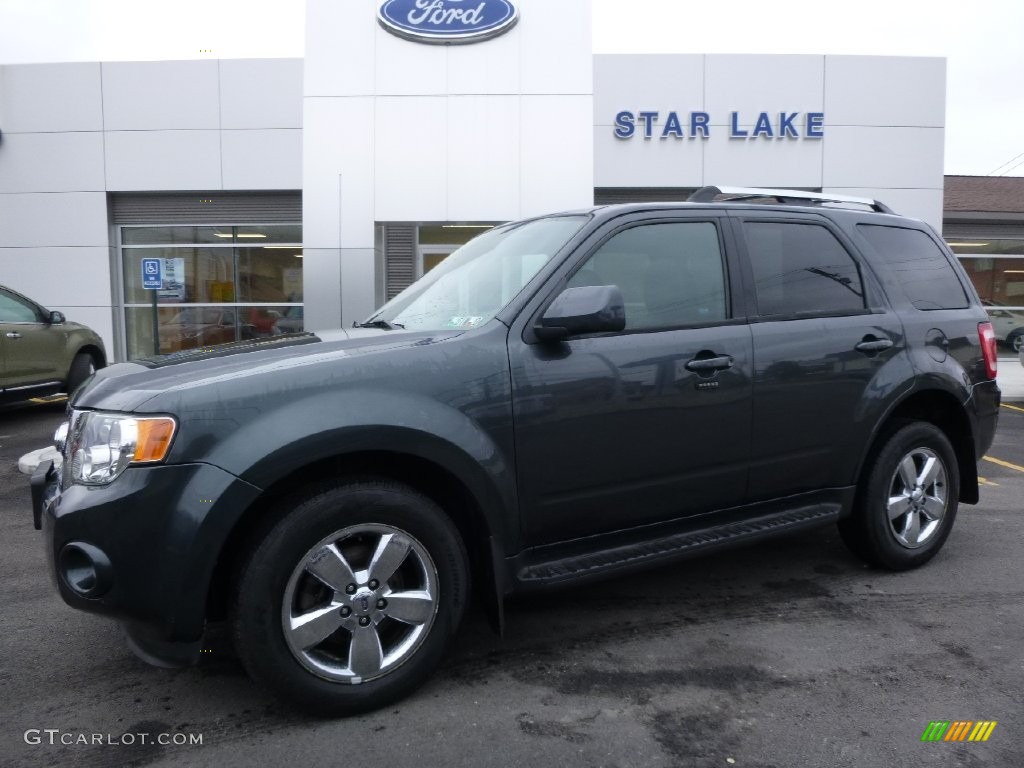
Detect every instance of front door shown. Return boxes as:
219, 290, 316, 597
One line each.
509, 216, 753, 546
0, 289, 63, 389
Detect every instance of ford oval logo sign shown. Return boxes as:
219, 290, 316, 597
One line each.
378, 0, 519, 45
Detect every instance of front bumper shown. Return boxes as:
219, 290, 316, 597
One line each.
33, 458, 261, 658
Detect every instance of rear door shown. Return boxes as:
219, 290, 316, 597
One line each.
732, 212, 909, 502
508, 212, 754, 546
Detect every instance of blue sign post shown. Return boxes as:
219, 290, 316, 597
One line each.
141, 258, 164, 355
142, 258, 163, 289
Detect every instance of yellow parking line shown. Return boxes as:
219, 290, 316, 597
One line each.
1001, 403, 1024, 414
983, 456, 1024, 474
978, 477, 999, 486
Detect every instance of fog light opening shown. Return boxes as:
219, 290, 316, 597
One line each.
59, 543, 112, 598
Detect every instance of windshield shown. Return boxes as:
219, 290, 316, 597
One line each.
369, 215, 588, 331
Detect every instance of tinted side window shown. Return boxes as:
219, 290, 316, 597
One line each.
744, 222, 865, 317
567, 222, 727, 331
857, 224, 969, 310
0, 291, 40, 323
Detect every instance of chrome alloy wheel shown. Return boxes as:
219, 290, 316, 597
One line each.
886, 447, 948, 549
281, 524, 439, 684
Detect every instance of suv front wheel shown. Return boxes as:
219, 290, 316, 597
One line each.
840, 421, 960, 570
232, 479, 469, 715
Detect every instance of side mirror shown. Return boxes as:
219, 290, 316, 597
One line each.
536, 285, 626, 341
48, 311, 66, 325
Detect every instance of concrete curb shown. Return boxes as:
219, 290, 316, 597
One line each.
18, 447, 61, 476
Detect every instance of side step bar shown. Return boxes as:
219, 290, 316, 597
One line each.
514, 505, 840, 589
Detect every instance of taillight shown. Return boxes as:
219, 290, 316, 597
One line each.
979, 322, 998, 380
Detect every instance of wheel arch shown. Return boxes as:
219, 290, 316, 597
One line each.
855, 388, 979, 508
206, 449, 508, 635
75, 343, 107, 369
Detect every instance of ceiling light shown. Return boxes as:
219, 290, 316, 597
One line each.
1003, 270, 1024, 274
214, 233, 233, 238
946, 242, 990, 247
442, 224, 494, 229
237, 233, 268, 238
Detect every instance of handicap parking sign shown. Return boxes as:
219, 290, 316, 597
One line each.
141, 258, 163, 289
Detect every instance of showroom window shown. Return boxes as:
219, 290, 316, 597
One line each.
121, 224, 303, 359
948, 238, 1024, 356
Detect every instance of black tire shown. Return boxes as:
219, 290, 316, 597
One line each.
839, 420, 960, 570
66, 351, 98, 395
232, 479, 468, 716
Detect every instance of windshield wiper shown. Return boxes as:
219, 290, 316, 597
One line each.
353, 319, 405, 330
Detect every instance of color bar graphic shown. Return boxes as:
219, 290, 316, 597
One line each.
921, 721, 996, 742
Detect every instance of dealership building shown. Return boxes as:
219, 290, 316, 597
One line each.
0, 0, 1019, 363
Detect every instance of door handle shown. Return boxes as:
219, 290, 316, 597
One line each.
685, 355, 734, 372
5, 332, 21, 339
854, 338, 893, 354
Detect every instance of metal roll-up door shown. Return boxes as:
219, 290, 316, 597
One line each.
384, 224, 417, 299
109, 191, 302, 224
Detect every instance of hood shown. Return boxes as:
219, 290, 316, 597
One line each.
73, 327, 462, 412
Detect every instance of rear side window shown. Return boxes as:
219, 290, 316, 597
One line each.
743, 222, 865, 317
857, 225, 969, 310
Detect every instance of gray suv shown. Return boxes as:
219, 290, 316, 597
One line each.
31, 187, 1000, 715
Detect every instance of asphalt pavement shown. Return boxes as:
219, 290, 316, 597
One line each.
1, 397, 1022, 768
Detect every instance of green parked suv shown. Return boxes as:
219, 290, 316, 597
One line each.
0, 285, 106, 403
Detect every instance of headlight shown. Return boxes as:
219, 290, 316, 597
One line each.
63, 411, 177, 486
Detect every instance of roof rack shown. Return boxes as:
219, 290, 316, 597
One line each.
688, 186, 896, 215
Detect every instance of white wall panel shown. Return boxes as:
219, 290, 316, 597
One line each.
339, 247, 376, 328
520, 96, 593, 217
704, 55, 824, 125
373, 97, 447, 221
446, 30, 520, 95
823, 126, 944, 189
0, 132, 105, 193
518, 0, 591, 95
825, 56, 945, 127
594, 126, 703, 188
374, 30, 447, 96
447, 97, 520, 220
221, 59, 303, 129
222, 129, 302, 190
703, 135, 823, 188
302, 247, 342, 331
824, 186, 944, 229
304, 0, 376, 96
593, 55, 704, 128
102, 61, 220, 131
0, 63, 103, 133
0, 247, 110, 308
303, 98, 376, 249
105, 130, 222, 191
0, 193, 108, 248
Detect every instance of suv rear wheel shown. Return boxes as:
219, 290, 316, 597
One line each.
232, 479, 469, 715
839, 421, 960, 570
